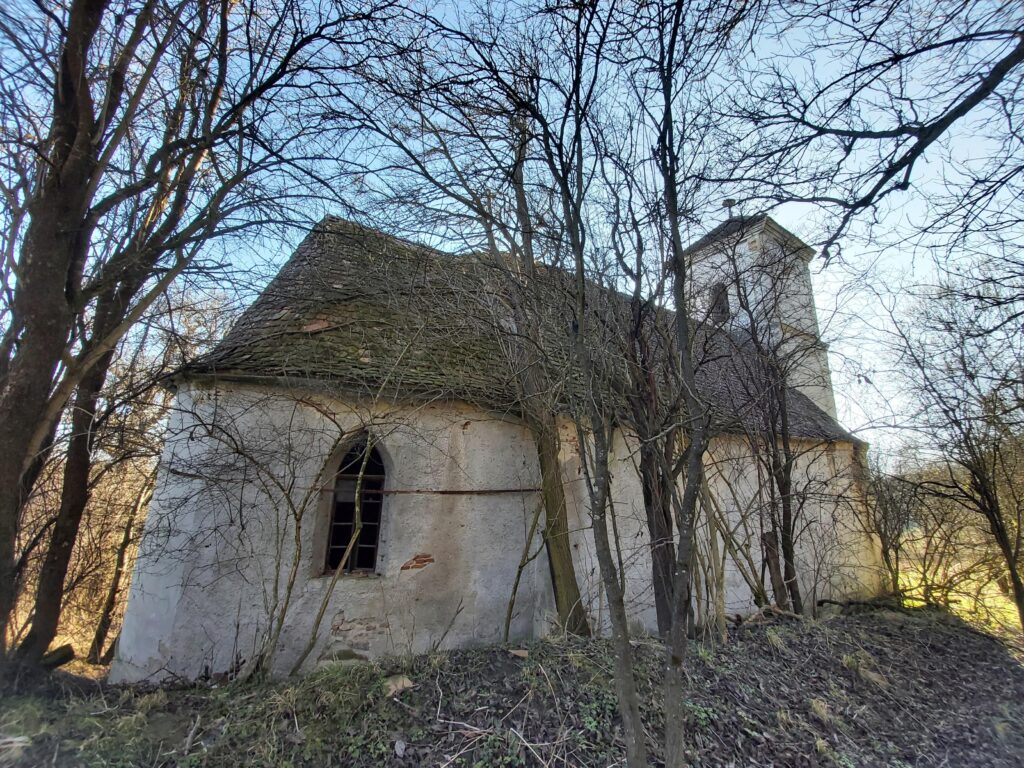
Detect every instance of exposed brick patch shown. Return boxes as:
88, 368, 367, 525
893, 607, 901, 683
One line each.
401, 553, 435, 570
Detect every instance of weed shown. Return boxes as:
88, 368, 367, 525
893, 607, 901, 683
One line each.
695, 644, 715, 664
0, 613, 1020, 767
578, 685, 618, 736
684, 701, 716, 729
470, 732, 527, 767
809, 698, 831, 724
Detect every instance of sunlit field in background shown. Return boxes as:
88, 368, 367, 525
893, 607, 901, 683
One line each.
899, 562, 1022, 641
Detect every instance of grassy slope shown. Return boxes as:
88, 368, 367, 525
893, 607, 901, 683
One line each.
2, 608, 1023, 767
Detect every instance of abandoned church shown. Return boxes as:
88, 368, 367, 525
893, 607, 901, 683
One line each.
111, 215, 881, 682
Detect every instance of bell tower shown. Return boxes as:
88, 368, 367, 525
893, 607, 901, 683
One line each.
683, 215, 837, 420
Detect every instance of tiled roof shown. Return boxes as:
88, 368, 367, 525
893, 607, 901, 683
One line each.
681, 215, 815, 261
192, 217, 853, 443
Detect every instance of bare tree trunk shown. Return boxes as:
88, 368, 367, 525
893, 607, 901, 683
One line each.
640, 442, 675, 636
661, 207, 710, 768
0, 235, 85, 657
584, 424, 648, 767
0, 0, 108, 653
99, 633, 119, 665
780, 506, 803, 614
775, 391, 803, 614
660, 65, 712, 768
984, 503, 1024, 631
508, 112, 590, 639
1006, 568, 1024, 632
17, 266, 143, 663
17, 352, 115, 663
7, 425, 60, 615
87, 482, 150, 664
762, 530, 790, 610
707, 499, 727, 643
535, 420, 590, 636
663, 466, 700, 767
558, 196, 647, 763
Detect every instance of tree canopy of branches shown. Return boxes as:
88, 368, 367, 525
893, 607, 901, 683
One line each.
887, 279, 1024, 629
0, 0, 401, 663
337, 1, 771, 763
719, 0, 1024, 261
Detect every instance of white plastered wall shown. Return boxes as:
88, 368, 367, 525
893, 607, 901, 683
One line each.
112, 381, 880, 682
701, 436, 883, 615
112, 382, 554, 681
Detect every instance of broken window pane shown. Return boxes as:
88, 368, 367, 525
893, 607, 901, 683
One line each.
325, 437, 386, 573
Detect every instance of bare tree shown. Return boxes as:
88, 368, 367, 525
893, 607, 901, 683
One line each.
0, 0, 399, 662
865, 463, 918, 597
344, 0, 774, 762
887, 278, 1024, 629
627, 0, 760, 761
335, 8, 596, 637
718, 0, 1024, 260
8, 289, 227, 662
865, 455, 1021, 628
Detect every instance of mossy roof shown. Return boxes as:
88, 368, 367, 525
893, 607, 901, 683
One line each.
192, 217, 854, 443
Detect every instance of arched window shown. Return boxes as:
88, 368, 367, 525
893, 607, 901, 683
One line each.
710, 281, 731, 323
326, 438, 386, 573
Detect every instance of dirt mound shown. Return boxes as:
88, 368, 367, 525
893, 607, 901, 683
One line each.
2, 609, 1022, 766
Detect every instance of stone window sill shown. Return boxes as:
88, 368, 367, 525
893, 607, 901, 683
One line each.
317, 569, 382, 580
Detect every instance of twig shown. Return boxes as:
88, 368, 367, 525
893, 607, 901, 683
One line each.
510, 727, 549, 766
439, 733, 487, 767
500, 690, 533, 723
435, 672, 485, 733
182, 714, 202, 756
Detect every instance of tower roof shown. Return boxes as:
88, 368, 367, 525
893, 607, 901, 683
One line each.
682, 215, 816, 261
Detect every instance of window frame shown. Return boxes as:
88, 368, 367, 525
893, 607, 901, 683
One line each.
710, 281, 731, 323
323, 438, 386, 576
